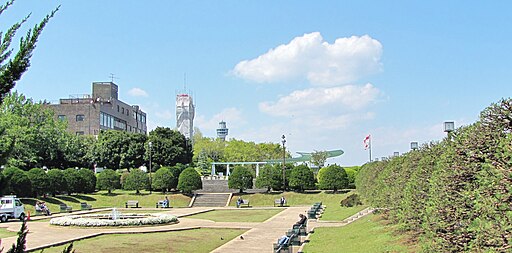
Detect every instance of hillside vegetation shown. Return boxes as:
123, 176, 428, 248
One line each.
356, 99, 512, 252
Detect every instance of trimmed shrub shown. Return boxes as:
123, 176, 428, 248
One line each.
26, 168, 50, 197
78, 169, 96, 193
96, 169, 120, 194
228, 166, 253, 193
123, 169, 149, 194
152, 167, 177, 193
62, 168, 80, 195
318, 164, 348, 193
289, 164, 315, 192
340, 193, 362, 207
2, 167, 32, 197
47, 169, 67, 196
177, 167, 202, 194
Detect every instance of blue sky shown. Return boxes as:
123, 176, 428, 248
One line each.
4, 1, 512, 166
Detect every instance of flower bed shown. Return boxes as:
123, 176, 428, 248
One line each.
50, 213, 178, 227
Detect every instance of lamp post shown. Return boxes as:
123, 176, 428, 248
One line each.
444, 121, 455, 140
149, 141, 152, 194
281, 135, 286, 191
411, 142, 419, 151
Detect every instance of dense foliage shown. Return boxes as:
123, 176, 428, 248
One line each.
96, 169, 120, 193
177, 167, 202, 194
255, 164, 282, 192
288, 164, 315, 192
122, 169, 149, 194
317, 164, 348, 192
152, 166, 178, 193
228, 166, 254, 193
356, 99, 512, 252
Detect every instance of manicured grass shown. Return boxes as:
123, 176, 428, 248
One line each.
0, 228, 17, 238
186, 209, 283, 222
229, 191, 363, 220
303, 214, 414, 253
320, 205, 368, 221
20, 190, 191, 215
41, 228, 247, 253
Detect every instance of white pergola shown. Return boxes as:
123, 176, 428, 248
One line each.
211, 161, 282, 177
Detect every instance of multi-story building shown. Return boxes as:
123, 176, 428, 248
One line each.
47, 82, 147, 136
176, 93, 194, 140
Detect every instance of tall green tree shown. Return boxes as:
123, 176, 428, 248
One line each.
289, 164, 316, 192
147, 127, 192, 166
0, 1, 59, 102
228, 166, 253, 193
310, 150, 328, 168
93, 130, 147, 170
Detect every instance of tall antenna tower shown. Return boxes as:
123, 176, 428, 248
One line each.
176, 75, 195, 141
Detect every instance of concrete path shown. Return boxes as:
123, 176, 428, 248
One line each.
211, 206, 309, 253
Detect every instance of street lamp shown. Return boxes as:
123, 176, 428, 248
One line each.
411, 142, 419, 151
444, 121, 455, 140
281, 135, 286, 191
149, 141, 152, 194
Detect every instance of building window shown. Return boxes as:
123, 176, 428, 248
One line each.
76, 131, 84, 135
76, 114, 85, 121
117, 105, 120, 112
127, 109, 129, 116
122, 107, 124, 114
57, 115, 66, 121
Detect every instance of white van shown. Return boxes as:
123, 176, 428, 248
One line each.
0, 195, 25, 222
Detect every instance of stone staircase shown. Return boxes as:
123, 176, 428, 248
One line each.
192, 193, 231, 207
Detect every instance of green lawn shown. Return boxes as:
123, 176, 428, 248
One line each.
20, 190, 191, 215
186, 209, 283, 222
303, 214, 414, 253
0, 228, 17, 238
41, 228, 246, 253
320, 205, 367, 221
228, 191, 364, 221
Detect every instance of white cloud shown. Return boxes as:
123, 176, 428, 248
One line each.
195, 107, 246, 133
233, 32, 382, 86
259, 83, 381, 117
128, 88, 149, 97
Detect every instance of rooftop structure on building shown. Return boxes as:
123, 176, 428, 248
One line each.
176, 93, 195, 140
46, 82, 147, 136
216, 121, 228, 141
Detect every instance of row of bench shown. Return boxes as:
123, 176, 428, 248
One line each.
307, 202, 324, 219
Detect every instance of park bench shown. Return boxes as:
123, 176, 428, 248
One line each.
274, 199, 286, 207
80, 202, 92, 210
240, 199, 250, 208
156, 200, 170, 208
273, 233, 297, 253
292, 223, 308, 236
125, 200, 139, 208
59, 204, 72, 213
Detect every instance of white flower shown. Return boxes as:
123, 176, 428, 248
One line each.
50, 213, 178, 227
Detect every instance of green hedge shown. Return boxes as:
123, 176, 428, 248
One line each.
356, 98, 512, 252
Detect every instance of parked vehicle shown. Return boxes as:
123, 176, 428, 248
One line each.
0, 195, 25, 222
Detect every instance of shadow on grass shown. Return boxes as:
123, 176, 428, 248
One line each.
54, 196, 80, 203
99, 192, 119, 196
324, 190, 351, 194
73, 195, 96, 201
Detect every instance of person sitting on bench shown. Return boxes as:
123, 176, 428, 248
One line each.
236, 196, 243, 208
275, 234, 290, 252
280, 196, 286, 206
36, 201, 51, 216
295, 213, 307, 227
163, 196, 170, 208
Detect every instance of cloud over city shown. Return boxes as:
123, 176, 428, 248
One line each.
128, 87, 149, 97
232, 32, 383, 86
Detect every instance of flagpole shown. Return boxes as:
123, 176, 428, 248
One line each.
369, 136, 372, 162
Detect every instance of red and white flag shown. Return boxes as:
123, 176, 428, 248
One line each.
363, 135, 371, 150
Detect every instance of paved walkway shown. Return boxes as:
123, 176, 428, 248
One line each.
0, 206, 371, 252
